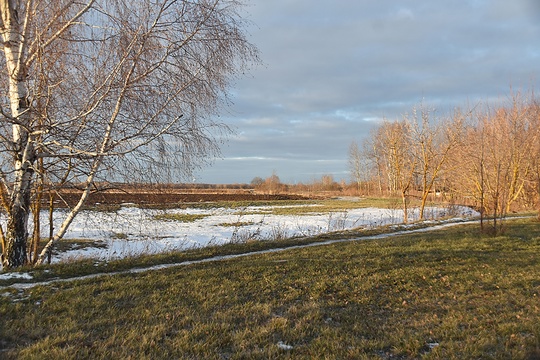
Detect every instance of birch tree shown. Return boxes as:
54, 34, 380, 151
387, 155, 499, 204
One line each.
0, 0, 258, 268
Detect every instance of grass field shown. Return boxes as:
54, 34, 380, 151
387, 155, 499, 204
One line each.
1, 217, 539, 359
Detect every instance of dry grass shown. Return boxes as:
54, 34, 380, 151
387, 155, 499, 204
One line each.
1, 218, 539, 359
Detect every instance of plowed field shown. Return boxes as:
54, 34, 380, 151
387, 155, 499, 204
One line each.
52, 189, 309, 207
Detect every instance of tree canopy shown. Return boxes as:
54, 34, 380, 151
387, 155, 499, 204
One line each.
0, 0, 259, 268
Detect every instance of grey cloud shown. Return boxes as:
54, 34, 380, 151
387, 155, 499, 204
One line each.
196, 0, 540, 183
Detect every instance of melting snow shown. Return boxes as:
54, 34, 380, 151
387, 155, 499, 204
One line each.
0, 272, 33, 281
3, 204, 478, 264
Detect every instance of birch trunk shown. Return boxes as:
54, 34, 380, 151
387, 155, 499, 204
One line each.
1, 0, 35, 268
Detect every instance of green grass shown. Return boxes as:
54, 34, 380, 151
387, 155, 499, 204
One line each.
51, 238, 108, 253
255, 198, 409, 216
152, 213, 209, 222
217, 221, 257, 227
1, 218, 539, 359
148, 199, 374, 219
143, 197, 409, 213
141, 199, 316, 210
0, 220, 444, 287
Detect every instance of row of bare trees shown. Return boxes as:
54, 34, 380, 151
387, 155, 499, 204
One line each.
252, 173, 344, 195
350, 92, 540, 229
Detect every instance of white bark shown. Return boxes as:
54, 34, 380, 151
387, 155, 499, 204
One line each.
1, 0, 35, 267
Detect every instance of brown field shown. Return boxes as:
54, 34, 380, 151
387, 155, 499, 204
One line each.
50, 185, 311, 207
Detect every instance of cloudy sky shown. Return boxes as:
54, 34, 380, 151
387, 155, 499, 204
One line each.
195, 0, 540, 184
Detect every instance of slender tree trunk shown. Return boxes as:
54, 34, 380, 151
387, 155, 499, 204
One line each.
480, 161, 485, 232
402, 190, 408, 224
420, 192, 428, 221
1, 0, 35, 268
31, 172, 43, 264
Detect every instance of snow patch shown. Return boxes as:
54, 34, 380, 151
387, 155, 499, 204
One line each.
277, 341, 294, 350
1, 205, 479, 265
0, 272, 33, 280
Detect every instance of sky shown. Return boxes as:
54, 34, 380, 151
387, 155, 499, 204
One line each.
195, 0, 540, 184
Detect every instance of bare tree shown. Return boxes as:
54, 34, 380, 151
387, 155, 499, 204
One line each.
370, 120, 416, 223
527, 99, 540, 219
348, 141, 373, 193
0, 0, 259, 268
362, 128, 386, 195
260, 171, 284, 195
481, 95, 539, 232
406, 105, 465, 220
448, 91, 540, 233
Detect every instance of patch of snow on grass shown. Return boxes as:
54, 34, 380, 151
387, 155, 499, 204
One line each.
5, 205, 477, 264
0, 272, 33, 280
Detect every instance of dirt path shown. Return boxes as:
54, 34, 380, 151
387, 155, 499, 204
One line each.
0, 219, 483, 292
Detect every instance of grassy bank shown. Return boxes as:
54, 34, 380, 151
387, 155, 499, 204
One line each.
1, 218, 539, 359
